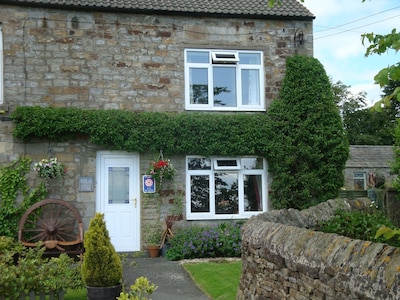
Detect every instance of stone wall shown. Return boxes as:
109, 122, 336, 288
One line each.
238, 198, 400, 300
0, 4, 312, 115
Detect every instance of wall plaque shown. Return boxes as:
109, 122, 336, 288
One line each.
79, 176, 94, 192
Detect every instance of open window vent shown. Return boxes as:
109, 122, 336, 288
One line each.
213, 158, 240, 170
211, 52, 239, 64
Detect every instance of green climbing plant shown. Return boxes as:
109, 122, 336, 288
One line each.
0, 157, 47, 238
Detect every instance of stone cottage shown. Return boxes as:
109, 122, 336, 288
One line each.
0, 0, 314, 251
343, 145, 395, 191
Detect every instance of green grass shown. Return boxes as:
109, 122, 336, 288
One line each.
64, 289, 86, 299
183, 260, 242, 300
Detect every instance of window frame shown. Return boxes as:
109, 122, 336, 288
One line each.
353, 172, 366, 190
184, 49, 265, 111
186, 156, 268, 220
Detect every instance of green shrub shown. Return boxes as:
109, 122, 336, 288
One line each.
117, 277, 157, 300
0, 237, 83, 297
316, 207, 400, 247
81, 213, 122, 287
166, 222, 242, 261
11, 106, 269, 157
267, 55, 348, 209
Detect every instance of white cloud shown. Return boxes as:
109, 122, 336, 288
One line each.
302, 0, 400, 106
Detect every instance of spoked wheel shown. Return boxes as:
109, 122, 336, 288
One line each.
18, 198, 84, 253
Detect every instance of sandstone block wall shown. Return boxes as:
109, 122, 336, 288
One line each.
238, 198, 400, 300
0, 4, 312, 114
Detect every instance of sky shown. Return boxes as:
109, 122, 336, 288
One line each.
301, 0, 399, 107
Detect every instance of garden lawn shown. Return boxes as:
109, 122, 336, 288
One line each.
183, 260, 242, 300
64, 289, 86, 299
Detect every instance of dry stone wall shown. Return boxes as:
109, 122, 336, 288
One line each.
238, 198, 400, 300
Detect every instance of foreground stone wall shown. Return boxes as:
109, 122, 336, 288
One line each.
238, 198, 400, 300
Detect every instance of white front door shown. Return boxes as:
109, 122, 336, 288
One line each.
96, 151, 140, 252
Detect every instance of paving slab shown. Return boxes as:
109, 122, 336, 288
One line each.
123, 256, 210, 300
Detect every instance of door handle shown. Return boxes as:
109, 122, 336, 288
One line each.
132, 198, 137, 208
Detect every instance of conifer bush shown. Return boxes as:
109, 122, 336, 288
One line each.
81, 213, 122, 287
267, 55, 349, 209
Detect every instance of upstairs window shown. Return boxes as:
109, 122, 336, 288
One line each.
186, 156, 268, 220
185, 49, 264, 111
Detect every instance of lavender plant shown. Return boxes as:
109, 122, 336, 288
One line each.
166, 222, 242, 261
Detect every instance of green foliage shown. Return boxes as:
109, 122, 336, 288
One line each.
0, 158, 47, 238
81, 213, 122, 287
11, 107, 269, 157
267, 55, 349, 209
142, 221, 163, 247
117, 277, 157, 300
362, 28, 400, 103
0, 237, 83, 298
317, 207, 400, 247
375, 225, 400, 245
344, 108, 395, 145
166, 222, 242, 261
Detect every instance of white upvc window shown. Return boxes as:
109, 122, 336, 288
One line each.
353, 172, 366, 190
184, 49, 265, 111
186, 156, 268, 220
0, 24, 3, 104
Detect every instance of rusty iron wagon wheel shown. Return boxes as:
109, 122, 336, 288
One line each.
18, 198, 84, 255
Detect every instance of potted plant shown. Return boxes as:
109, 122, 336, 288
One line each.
143, 221, 162, 258
81, 213, 123, 300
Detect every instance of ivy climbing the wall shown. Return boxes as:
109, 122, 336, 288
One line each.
0, 158, 47, 238
11, 107, 270, 157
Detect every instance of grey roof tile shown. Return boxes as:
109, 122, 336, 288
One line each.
346, 145, 394, 169
2, 0, 315, 19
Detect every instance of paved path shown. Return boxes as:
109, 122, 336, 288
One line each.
123, 256, 210, 300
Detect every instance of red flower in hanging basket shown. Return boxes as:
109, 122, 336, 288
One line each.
148, 159, 176, 182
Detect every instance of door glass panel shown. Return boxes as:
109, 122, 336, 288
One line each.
244, 174, 263, 211
213, 67, 236, 107
215, 172, 238, 214
190, 175, 210, 212
108, 167, 129, 204
190, 68, 208, 104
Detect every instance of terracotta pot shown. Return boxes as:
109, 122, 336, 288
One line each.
147, 246, 161, 258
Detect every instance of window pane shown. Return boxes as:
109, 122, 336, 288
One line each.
215, 172, 238, 214
241, 158, 263, 169
191, 175, 210, 212
354, 179, 365, 190
187, 51, 209, 63
241, 69, 260, 105
190, 68, 208, 104
213, 67, 236, 107
108, 167, 129, 204
244, 174, 263, 211
188, 158, 211, 170
239, 53, 261, 64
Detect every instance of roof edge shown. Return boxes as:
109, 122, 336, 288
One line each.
1, 2, 315, 21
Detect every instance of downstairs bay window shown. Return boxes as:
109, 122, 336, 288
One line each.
186, 156, 268, 220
